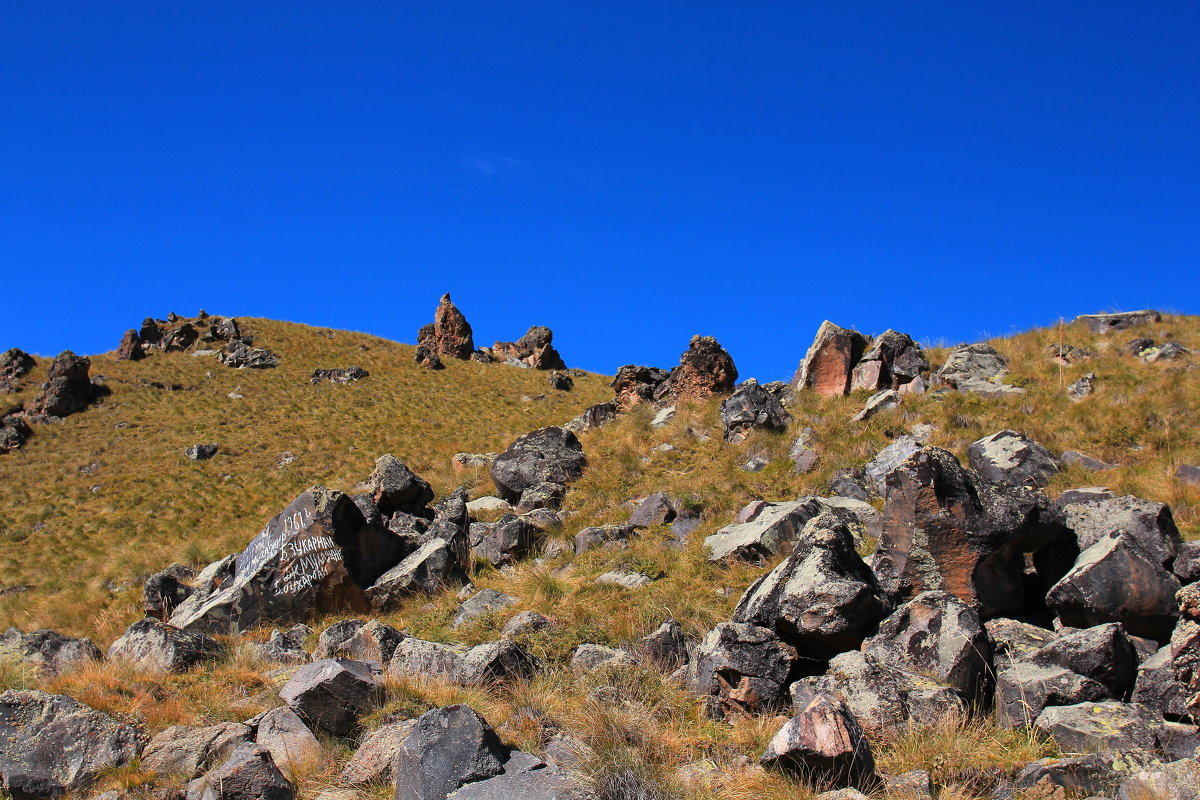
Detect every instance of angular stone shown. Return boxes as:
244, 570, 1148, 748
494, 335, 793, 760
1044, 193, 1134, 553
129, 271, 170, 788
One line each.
388, 638, 466, 682
0, 628, 102, 678
1060, 450, 1116, 471
685, 622, 797, 719
310, 366, 369, 385
1067, 373, 1097, 402
501, 611, 552, 638
247, 625, 312, 665
144, 563, 196, 619
1117, 759, 1200, 800
474, 515, 536, 567
1132, 647, 1191, 721
366, 538, 466, 611
314, 619, 404, 665
392, 705, 508, 800
629, 492, 676, 528
1029, 623, 1137, 697
339, 720, 417, 786
490, 427, 586, 504
852, 389, 900, 422
515, 482, 564, 513
107, 617, 226, 672
986, 618, 1060, 665
732, 511, 884, 660
995, 663, 1109, 728
455, 640, 538, 685
760, 694, 876, 791
862, 435, 922, 497
278, 658, 381, 736
1075, 310, 1161, 334
253, 706, 322, 770
934, 343, 1011, 388
596, 571, 654, 589
186, 744, 292, 800
34, 351, 98, 417
0, 690, 144, 797
574, 524, 636, 555
1034, 702, 1163, 755
665, 335, 738, 401
141, 722, 252, 779
1063, 495, 1180, 568
418, 293, 475, 360
368, 455, 435, 516
564, 401, 618, 434
185, 443, 219, 461
453, 589, 518, 628
219, 342, 280, 369
611, 365, 672, 411
704, 498, 827, 564
793, 322, 869, 398
571, 644, 634, 672
445, 765, 581, 800
967, 430, 1060, 488
721, 379, 791, 443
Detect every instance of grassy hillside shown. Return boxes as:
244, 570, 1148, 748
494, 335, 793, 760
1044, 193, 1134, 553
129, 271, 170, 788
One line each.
1, 311, 1197, 800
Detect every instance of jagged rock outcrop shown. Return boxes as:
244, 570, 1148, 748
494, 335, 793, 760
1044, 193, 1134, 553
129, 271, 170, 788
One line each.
934, 343, 1024, 396
0, 412, 31, 454
220, 342, 280, 369
851, 330, 929, 392
492, 326, 566, 370
665, 335, 738, 401
490, 427, 585, 504
611, 365, 671, 410
186, 744, 293, 800
367, 455, 435, 516
720, 379, 791, 443
0, 348, 35, 392
793, 322, 870, 397
704, 498, 829, 563
416, 293, 475, 360
1075, 310, 1161, 334
34, 351, 99, 417
0, 690, 145, 797
170, 487, 406, 634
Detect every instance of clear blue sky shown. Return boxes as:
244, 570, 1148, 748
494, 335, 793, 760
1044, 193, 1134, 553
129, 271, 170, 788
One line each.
2, 3, 1197, 381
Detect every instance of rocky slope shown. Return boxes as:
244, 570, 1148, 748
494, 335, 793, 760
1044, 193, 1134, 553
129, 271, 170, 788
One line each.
0, 302, 1198, 800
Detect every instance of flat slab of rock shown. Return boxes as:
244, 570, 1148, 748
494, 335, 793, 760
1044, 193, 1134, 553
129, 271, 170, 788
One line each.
704, 498, 827, 563
1034, 701, 1163, 755
1075, 310, 1161, 334
453, 589, 518, 628
793, 321, 869, 397
253, 706, 322, 770
107, 617, 226, 672
141, 722, 252, 778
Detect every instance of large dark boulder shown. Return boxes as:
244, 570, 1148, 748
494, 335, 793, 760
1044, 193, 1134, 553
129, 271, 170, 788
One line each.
107, 617, 226, 672
367, 455, 435, 516
995, 662, 1109, 729
1033, 701, 1164, 755
0, 690, 145, 797
793, 321, 869, 397
492, 326, 566, 370
115, 329, 145, 361
416, 293, 475, 360
611, 365, 671, 410
490, 427, 585, 504
967, 430, 1061, 488
365, 538, 466, 611
732, 511, 885, 660
187, 744, 293, 800
170, 486, 406, 634
934, 343, 1023, 396
872, 446, 1065, 617
1046, 531, 1181, 642
720, 379, 791, 443
471, 515, 536, 566
140, 722, 252, 779
760, 693, 876, 791
665, 335, 738, 401
0, 348, 35, 386
393, 705, 509, 800
278, 658, 380, 736
1062, 495, 1180, 568
34, 351, 97, 417
1028, 623, 1138, 698
0, 414, 32, 454
851, 330, 929, 392
0, 628, 101, 679
685, 622, 797, 719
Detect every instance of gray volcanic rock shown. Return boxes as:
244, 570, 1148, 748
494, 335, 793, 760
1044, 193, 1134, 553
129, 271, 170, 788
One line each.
1062, 494, 1180, 568
0, 413, 31, 454
760, 693, 876, 791
141, 722, 252, 779
704, 498, 828, 564
967, 430, 1060, 488
107, 617, 226, 672
393, 705, 508, 800
732, 511, 884, 660
491, 427, 585, 504
366, 538, 466, 611
219, 342, 280, 369
852, 329, 929, 391
143, 563, 196, 619
629, 492, 676, 528
310, 366, 369, 385
246, 625, 312, 665
340, 720, 417, 786
686, 622, 797, 719
995, 663, 1109, 729
171, 487, 405, 633
0, 348, 35, 387
721, 379, 791, 443
0, 690, 145, 798
252, 706, 322, 770
187, 744, 293, 800
1028, 623, 1137, 698
934, 343, 1023, 396
367, 455, 435, 516
474, 514, 538, 566
454, 640, 539, 685
574, 524, 636, 554
278, 658, 381, 736
1132, 646, 1191, 721
453, 589, 518, 628
1034, 701, 1163, 755
186, 443, 219, 461
313, 619, 404, 664
1075, 310, 1161, 334
0, 628, 101, 678
611, 365, 672, 410
793, 321, 869, 397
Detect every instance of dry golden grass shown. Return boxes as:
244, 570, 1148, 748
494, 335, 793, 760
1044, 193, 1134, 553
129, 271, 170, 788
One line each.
2, 312, 1198, 799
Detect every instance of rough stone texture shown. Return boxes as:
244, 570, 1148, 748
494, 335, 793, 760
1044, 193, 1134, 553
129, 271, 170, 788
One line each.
141, 722, 252, 779
1028, 623, 1137, 698
187, 744, 293, 800
793, 322, 869, 398
1132, 646, 1191, 721
490, 427, 586, 504
629, 492, 676, 528
444, 765, 581, 800
1067, 372, 1097, 402
501, 611, 552, 638
1033, 701, 1163, 755
721, 379, 791, 443
171, 487, 405, 633
571, 644, 635, 672
666, 335, 738, 402
392, 705, 508, 800
853, 330, 929, 391
685, 622, 797, 719
474, 514, 537, 566
704, 498, 828, 564
995, 663, 1109, 729
862, 435, 922, 497
415, 347, 445, 370
278, 658, 381, 736
547, 371, 573, 392
1063, 495, 1180, 568
1075, 310, 1161, 334
732, 511, 884, 660
314, 619, 404, 664
455, 640, 539, 685
453, 589, 518, 628
116, 329, 145, 361
247, 625, 312, 665
186, 443, 219, 461
796, 650, 966, 738
388, 638, 466, 682
367, 539, 464, 610
0, 628, 102, 678
0, 690, 145, 798
417, 293, 475, 360
1059, 449, 1115, 471
596, 570, 654, 589
339, 720, 417, 786
0, 413, 32, 454
515, 482, 564, 513
0, 348, 35, 385
760, 693, 876, 791
611, 365, 672, 411
310, 366, 369, 385
144, 563, 197, 619
1046, 531, 1181, 642
574, 524, 636, 554
1117, 759, 1200, 800
967, 430, 1061, 488
108, 617, 226, 672
34, 351, 98, 417
639, 619, 688, 670
1141, 341, 1191, 363
564, 401, 618, 434
862, 591, 993, 706
1006, 754, 1124, 799
368, 455, 435, 516
872, 446, 1066, 617
219, 342, 280, 369
852, 389, 900, 422
986, 618, 1060, 665
253, 706, 322, 770
934, 343, 1024, 396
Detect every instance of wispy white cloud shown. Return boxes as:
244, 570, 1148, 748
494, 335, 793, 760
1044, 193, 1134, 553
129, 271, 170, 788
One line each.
460, 154, 535, 180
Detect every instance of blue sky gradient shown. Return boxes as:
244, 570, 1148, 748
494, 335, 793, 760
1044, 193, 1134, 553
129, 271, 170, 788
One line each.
1, 3, 1197, 381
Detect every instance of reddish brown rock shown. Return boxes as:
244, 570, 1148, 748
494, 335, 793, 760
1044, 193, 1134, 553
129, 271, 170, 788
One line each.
116, 329, 145, 361
760, 693, 877, 790
417, 293, 475, 360
492, 326, 566, 370
666, 335, 738, 401
793, 321, 869, 397
611, 365, 671, 410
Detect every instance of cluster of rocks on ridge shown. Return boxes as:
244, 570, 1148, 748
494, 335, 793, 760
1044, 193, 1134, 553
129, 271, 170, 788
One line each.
115, 311, 280, 369
1, 349, 108, 454
414, 293, 567, 370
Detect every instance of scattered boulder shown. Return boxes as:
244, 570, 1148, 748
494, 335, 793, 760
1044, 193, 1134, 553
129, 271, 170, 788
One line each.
0, 413, 31, 454
368, 455, 435, 516
640, 619, 689, 670
492, 326, 566, 370
186, 443, 219, 461
417, 294, 475, 360
144, 563, 196, 618
279, 658, 380, 737
1028, 623, 1137, 698
1062, 494, 1180, 568
252, 706, 322, 770
141, 722, 252, 779
453, 453, 498, 472
629, 492, 676, 528
564, 401, 618, 433
456, 640, 539, 686
1059, 450, 1116, 471
366, 538, 466, 610
1034, 701, 1163, 755
793, 322, 869, 397
313, 619, 404, 664
311, 366, 369, 385
1068, 372, 1097, 401
116, 329, 145, 361
0, 690, 144, 798
852, 389, 900, 422
760, 693, 876, 791
453, 589, 518, 628
415, 347, 445, 370
0, 628, 101, 678
107, 617, 226, 672
186, 744, 293, 800
490, 427, 586, 504
720, 379, 790, 443
934, 343, 1023, 396
1075, 310, 1161, 334
339, 720, 417, 786
219, 342, 280, 369
246, 625, 312, 665
685, 622, 797, 719
574, 524, 637, 554
1047, 344, 1093, 366
388, 638, 465, 682
732, 511, 884, 660
1133, 647, 1192, 722
665, 335, 738, 401
851, 330, 929, 392
501, 611, 552, 638
861, 435, 922, 497
474, 514, 537, 566
995, 662, 1109, 729
611, 365, 672, 410
571, 644, 634, 672
547, 372, 573, 392
986, 617, 1059, 665
704, 498, 827, 563
34, 351, 98, 417
516, 482, 565, 513
966, 430, 1060, 488
392, 705, 508, 800
0, 348, 35, 390
1142, 341, 1191, 363
596, 570, 654, 588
